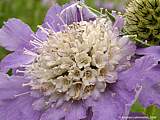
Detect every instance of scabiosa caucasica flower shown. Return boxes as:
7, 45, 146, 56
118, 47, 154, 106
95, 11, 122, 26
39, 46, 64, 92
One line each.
0, 1, 160, 120
125, 0, 160, 45
24, 17, 136, 102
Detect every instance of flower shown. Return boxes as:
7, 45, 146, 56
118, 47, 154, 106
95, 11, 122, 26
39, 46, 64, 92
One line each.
0, 1, 159, 120
124, 0, 160, 45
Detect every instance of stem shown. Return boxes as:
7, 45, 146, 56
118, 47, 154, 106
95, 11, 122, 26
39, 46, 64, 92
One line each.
134, 38, 151, 47
79, 3, 103, 16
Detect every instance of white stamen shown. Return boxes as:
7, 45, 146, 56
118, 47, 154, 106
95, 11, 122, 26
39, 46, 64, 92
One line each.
44, 24, 60, 41
14, 91, 31, 98
57, 14, 66, 25
30, 40, 43, 48
37, 25, 49, 35
23, 48, 38, 57
100, 8, 103, 14
22, 82, 32, 87
31, 34, 44, 44
46, 22, 53, 30
20, 64, 31, 68
16, 69, 25, 74
77, 5, 84, 21
60, 3, 78, 16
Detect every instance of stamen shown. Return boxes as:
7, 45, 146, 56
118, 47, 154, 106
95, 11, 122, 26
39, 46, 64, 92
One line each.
22, 82, 32, 87
23, 48, 38, 57
44, 24, 60, 41
20, 64, 31, 68
100, 8, 103, 14
77, 4, 84, 21
37, 25, 49, 35
57, 14, 66, 25
31, 34, 44, 44
57, 14, 70, 31
60, 3, 78, 16
30, 40, 43, 48
16, 69, 25, 74
45, 22, 53, 30
14, 91, 31, 98
30, 34, 44, 48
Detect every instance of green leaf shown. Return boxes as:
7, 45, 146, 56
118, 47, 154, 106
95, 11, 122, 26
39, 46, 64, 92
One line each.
145, 105, 160, 120
131, 101, 160, 120
131, 101, 145, 113
0, 47, 9, 60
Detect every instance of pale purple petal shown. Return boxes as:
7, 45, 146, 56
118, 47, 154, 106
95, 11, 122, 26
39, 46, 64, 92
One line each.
40, 106, 65, 120
119, 56, 158, 91
136, 46, 160, 60
139, 65, 160, 107
0, 95, 41, 120
43, 3, 96, 31
41, 102, 87, 120
0, 73, 30, 100
113, 16, 124, 30
65, 102, 87, 120
35, 4, 63, 40
0, 18, 33, 51
85, 81, 136, 120
119, 56, 160, 108
0, 50, 35, 73
32, 97, 47, 111
43, 4, 63, 32
36, 2, 96, 40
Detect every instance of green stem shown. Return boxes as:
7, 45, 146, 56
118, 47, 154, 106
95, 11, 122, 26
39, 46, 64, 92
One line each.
80, 3, 103, 16
80, 3, 115, 22
134, 38, 151, 47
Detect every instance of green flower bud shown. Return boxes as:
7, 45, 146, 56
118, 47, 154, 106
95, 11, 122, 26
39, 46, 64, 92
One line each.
124, 0, 160, 45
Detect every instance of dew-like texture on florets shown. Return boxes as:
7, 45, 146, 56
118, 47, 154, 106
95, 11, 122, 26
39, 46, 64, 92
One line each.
125, 0, 160, 45
24, 18, 135, 105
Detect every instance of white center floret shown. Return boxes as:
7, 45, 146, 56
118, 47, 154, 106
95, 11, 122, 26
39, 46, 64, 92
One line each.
24, 18, 135, 102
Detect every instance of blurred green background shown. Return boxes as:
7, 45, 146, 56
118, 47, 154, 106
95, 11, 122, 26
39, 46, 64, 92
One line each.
0, 0, 160, 119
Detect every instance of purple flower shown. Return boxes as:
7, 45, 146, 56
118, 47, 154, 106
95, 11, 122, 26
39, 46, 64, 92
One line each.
0, 1, 159, 120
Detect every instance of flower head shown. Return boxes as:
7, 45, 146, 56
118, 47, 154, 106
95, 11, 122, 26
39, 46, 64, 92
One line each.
0, 1, 159, 120
125, 0, 160, 45
24, 17, 135, 104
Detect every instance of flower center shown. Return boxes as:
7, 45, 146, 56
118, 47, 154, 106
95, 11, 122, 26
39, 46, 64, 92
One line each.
25, 18, 135, 103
